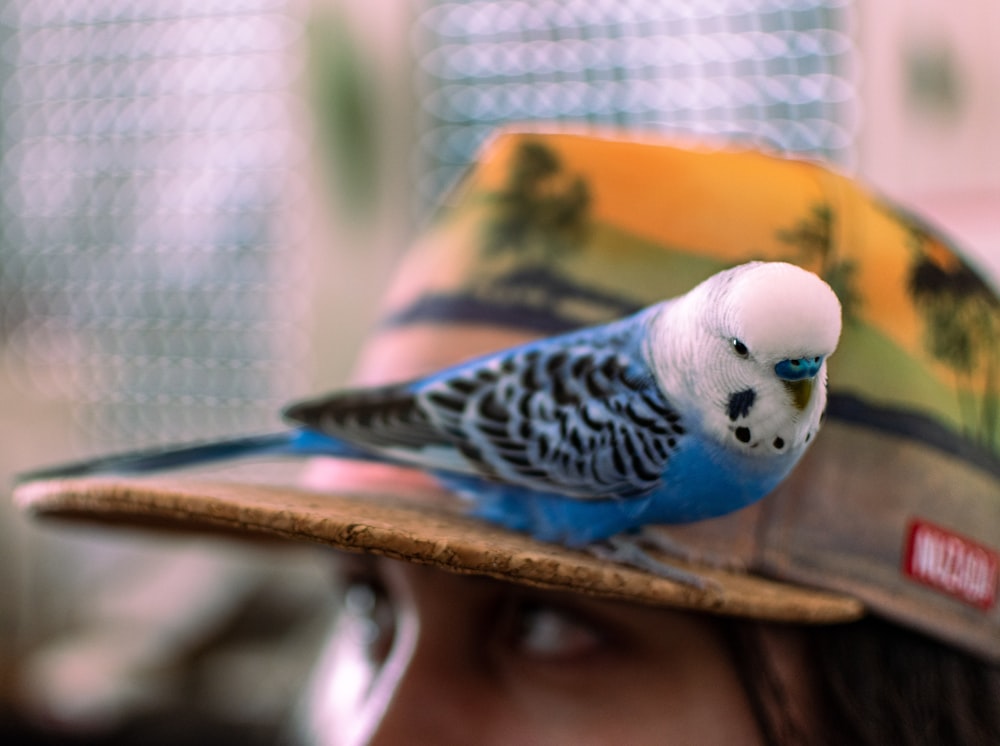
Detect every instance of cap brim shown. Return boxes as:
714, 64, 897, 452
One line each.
15, 475, 864, 624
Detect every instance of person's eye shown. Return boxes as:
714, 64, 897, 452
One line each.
340, 574, 396, 664
507, 599, 606, 662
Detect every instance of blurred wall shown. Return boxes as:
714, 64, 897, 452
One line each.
856, 0, 1000, 279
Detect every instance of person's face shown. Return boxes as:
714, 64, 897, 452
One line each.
299, 553, 814, 746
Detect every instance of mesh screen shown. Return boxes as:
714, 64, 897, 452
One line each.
0, 1, 860, 454
0, 1, 307, 451
415, 0, 858, 208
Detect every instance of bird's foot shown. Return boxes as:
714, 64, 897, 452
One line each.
586, 535, 720, 591
632, 528, 748, 572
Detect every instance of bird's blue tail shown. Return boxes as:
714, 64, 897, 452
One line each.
15, 428, 374, 483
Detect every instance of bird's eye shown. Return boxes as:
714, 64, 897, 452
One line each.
731, 339, 749, 358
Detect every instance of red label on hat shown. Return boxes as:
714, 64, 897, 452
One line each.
903, 519, 999, 610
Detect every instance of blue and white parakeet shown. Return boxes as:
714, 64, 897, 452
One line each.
20, 261, 842, 564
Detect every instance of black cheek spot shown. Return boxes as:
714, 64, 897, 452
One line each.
773, 437, 785, 450
805, 432, 812, 443
727, 388, 756, 421
735, 427, 752, 443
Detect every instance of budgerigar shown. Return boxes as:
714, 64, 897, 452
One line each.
19, 261, 842, 566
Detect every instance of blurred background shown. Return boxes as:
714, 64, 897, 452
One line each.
0, 0, 996, 742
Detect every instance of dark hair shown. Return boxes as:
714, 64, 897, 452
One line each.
723, 616, 1000, 746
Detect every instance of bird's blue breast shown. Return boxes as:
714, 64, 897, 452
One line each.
441, 428, 787, 546
642, 435, 786, 524
450, 474, 658, 546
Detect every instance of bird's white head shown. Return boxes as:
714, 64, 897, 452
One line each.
647, 261, 842, 461
723, 261, 842, 374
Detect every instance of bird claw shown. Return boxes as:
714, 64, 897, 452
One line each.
632, 529, 748, 572
586, 535, 720, 591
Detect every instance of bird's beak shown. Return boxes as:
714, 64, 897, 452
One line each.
775, 356, 823, 411
783, 378, 815, 411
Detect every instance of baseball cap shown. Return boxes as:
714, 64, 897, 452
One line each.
16, 127, 1000, 663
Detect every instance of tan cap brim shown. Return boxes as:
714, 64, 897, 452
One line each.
15, 475, 864, 623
